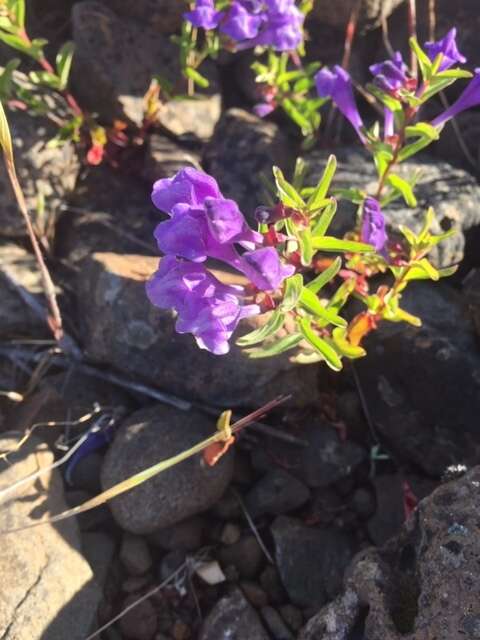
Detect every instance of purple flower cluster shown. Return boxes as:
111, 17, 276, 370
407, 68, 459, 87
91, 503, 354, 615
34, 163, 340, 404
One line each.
370, 52, 411, 94
361, 198, 387, 252
147, 168, 294, 354
425, 28, 466, 71
184, 0, 304, 51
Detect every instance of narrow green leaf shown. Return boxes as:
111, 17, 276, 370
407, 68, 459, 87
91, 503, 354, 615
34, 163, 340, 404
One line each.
280, 274, 303, 311
386, 174, 418, 207
299, 287, 347, 327
312, 236, 374, 253
298, 318, 343, 371
310, 201, 337, 237
236, 310, 285, 347
331, 327, 366, 359
29, 70, 61, 89
306, 256, 342, 293
409, 37, 432, 79
272, 166, 305, 209
299, 228, 313, 266
410, 258, 440, 280
405, 122, 439, 141
306, 154, 337, 211
184, 66, 210, 88
56, 41, 75, 91
247, 333, 303, 358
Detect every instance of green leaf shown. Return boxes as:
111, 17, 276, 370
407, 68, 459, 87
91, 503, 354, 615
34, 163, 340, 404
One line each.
7, 0, 25, 28
310, 200, 337, 237
398, 136, 435, 162
298, 318, 343, 371
307, 256, 342, 294
331, 327, 366, 359
333, 187, 365, 204
292, 157, 306, 190
386, 173, 417, 207
413, 258, 439, 280
299, 287, 347, 328
312, 236, 374, 253
29, 70, 61, 89
281, 98, 312, 134
405, 122, 439, 141
55, 41, 75, 91
184, 66, 210, 88
366, 83, 402, 112
236, 310, 285, 347
306, 154, 337, 212
247, 333, 303, 358
280, 274, 303, 311
272, 166, 305, 209
0, 58, 20, 99
398, 224, 418, 247
409, 37, 432, 80
299, 228, 313, 266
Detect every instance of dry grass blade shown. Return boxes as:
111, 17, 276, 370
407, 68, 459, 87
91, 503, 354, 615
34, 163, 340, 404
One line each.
0, 397, 289, 534
0, 100, 63, 341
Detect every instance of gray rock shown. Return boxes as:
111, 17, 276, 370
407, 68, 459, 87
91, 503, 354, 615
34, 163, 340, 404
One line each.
463, 268, 480, 337
0, 435, 101, 640
304, 147, 480, 268
279, 604, 304, 632
147, 515, 206, 551
219, 535, 264, 579
265, 420, 366, 489
157, 95, 222, 141
158, 549, 186, 582
199, 589, 270, 640
101, 404, 234, 534
56, 165, 157, 264
97, 0, 184, 34
311, 0, 405, 29
141, 134, 201, 186
120, 534, 153, 575
367, 475, 404, 545
261, 606, 294, 640
76, 252, 319, 407
301, 465, 480, 639
71, 2, 217, 127
271, 516, 356, 609
118, 594, 157, 640
82, 531, 116, 589
0, 243, 50, 338
0, 106, 79, 238
298, 589, 360, 640
245, 468, 310, 517
356, 281, 480, 476
204, 108, 292, 226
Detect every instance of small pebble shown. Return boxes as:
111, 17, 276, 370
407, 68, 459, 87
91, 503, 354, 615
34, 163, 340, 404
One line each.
279, 604, 303, 632
219, 535, 264, 579
120, 534, 153, 576
119, 596, 157, 640
240, 581, 269, 608
260, 566, 286, 604
220, 522, 241, 546
261, 606, 294, 640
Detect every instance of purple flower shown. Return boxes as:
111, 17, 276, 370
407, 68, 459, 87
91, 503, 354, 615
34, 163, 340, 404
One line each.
152, 168, 221, 215
432, 69, 480, 127
148, 168, 297, 353
424, 28, 466, 71
146, 256, 259, 354
315, 66, 365, 141
220, 2, 263, 40
384, 108, 394, 138
184, 0, 224, 30
361, 198, 387, 251
370, 52, 410, 93
241, 247, 295, 290
253, 102, 275, 117
250, 5, 304, 51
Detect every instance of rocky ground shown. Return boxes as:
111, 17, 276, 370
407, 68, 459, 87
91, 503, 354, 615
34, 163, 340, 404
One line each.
1, 1, 480, 639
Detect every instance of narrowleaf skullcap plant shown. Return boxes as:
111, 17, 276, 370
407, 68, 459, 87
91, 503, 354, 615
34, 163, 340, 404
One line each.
147, 23, 480, 371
